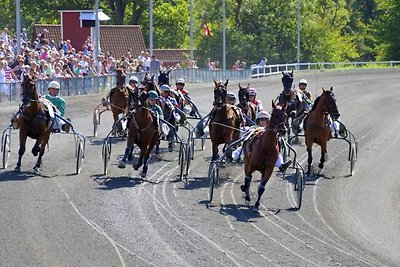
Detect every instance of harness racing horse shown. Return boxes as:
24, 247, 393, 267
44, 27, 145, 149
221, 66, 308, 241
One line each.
110, 68, 131, 136
209, 80, 242, 161
142, 73, 161, 96
118, 87, 159, 177
237, 84, 256, 126
15, 74, 52, 174
240, 101, 288, 212
276, 71, 308, 139
304, 87, 340, 176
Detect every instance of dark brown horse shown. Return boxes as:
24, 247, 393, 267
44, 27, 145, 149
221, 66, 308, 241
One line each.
240, 101, 288, 212
141, 73, 161, 96
304, 87, 340, 175
15, 74, 52, 174
118, 87, 159, 177
110, 68, 130, 134
237, 84, 257, 126
209, 80, 242, 161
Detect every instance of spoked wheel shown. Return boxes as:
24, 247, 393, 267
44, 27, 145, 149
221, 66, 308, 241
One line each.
208, 162, 219, 203
93, 109, 99, 137
186, 141, 192, 176
178, 143, 187, 182
201, 139, 206, 150
2, 133, 10, 169
102, 138, 111, 175
350, 143, 356, 176
294, 167, 305, 210
75, 141, 84, 174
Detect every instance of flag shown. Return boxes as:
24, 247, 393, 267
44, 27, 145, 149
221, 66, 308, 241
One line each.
203, 22, 213, 37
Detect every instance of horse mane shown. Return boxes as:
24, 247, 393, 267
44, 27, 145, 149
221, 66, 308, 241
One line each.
311, 96, 320, 111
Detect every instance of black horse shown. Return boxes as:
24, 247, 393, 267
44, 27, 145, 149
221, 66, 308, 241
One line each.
158, 69, 171, 86
237, 84, 256, 126
276, 71, 308, 142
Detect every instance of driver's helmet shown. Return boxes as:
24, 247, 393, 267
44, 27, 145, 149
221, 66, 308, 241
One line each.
226, 91, 236, 100
176, 78, 185, 85
148, 90, 159, 100
256, 110, 271, 120
248, 87, 257, 96
299, 79, 308, 87
129, 76, 139, 83
160, 84, 171, 92
48, 80, 60, 90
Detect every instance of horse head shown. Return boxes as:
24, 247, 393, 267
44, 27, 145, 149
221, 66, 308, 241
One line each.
281, 70, 294, 96
271, 100, 288, 135
321, 87, 340, 120
21, 73, 38, 105
213, 80, 228, 108
142, 73, 155, 91
115, 68, 126, 91
158, 69, 171, 86
238, 83, 250, 107
131, 86, 149, 110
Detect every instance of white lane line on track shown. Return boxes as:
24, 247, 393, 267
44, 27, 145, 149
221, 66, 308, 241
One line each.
52, 178, 156, 267
141, 178, 243, 266
284, 134, 382, 266
229, 174, 319, 266
220, 177, 270, 266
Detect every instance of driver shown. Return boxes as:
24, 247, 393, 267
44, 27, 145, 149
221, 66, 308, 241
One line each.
44, 81, 70, 133
247, 87, 264, 113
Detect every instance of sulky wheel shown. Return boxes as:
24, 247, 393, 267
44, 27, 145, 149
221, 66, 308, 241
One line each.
294, 167, 305, 210
75, 141, 84, 174
208, 163, 219, 203
102, 138, 111, 175
2, 133, 10, 169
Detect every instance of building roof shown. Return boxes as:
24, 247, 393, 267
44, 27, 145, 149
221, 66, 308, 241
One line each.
31, 24, 189, 63
153, 49, 191, 62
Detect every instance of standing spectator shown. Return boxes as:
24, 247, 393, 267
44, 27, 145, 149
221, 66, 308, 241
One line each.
258, 57, 268, 74
137, 51, 146, 62
149, 55, 161, 71
144, 52, 151, 71
0, 28, 10, 48
21, 28, 28, 45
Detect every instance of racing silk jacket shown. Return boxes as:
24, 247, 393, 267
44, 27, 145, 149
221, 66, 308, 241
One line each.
44, 94, 66, 116
251, 99, 264, 113
149, 103, 163, 118
160, 95, 179, 121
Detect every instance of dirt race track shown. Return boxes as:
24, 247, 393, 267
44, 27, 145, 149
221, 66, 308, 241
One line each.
0, 69, 399, 267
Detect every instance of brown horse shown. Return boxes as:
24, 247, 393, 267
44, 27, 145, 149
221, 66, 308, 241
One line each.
209, 80, 242, 161
304, 87, 340, 175
240, 101, 288, 212
15, 74, 52, 174
237, 84, 257, 126
110, 68, 130, 135
141, 73, 161, 96
118, 88, 159, 178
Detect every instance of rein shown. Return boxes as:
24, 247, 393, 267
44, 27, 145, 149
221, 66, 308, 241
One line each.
211, 121, 245, 132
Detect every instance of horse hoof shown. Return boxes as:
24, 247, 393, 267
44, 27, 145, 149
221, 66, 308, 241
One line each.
240, 184, 246, 192
244, 200, 250, 207
14, 166, 21, 172
253, 206, 260, 214
318, 163, 324, 169
141, 172, 147, 178
133, 165, 139, 171
118, 162, 126, 169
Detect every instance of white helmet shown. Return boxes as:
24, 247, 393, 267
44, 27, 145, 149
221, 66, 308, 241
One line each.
256, 111, 270, 120
160, 84, 171, 92
48, 81, 60, 90
226, 91, 236, 99
299, 79, 307, 85
176, 78, 185, 84
248, 87, 257, 96
129, 76, 139, 83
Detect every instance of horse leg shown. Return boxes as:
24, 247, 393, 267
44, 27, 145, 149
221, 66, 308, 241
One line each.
15, 131, 27, 172
211, 143, 219, 161
118, 144, 133, 169
33, 134, 50, 174
253, 167, 274, 213
318, 143, 328, 169
306, 146, 313, 176
133, 145, 144, 171
32, 139, 41, 156
240, 174, 252, 207
141, 137, 158, 177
